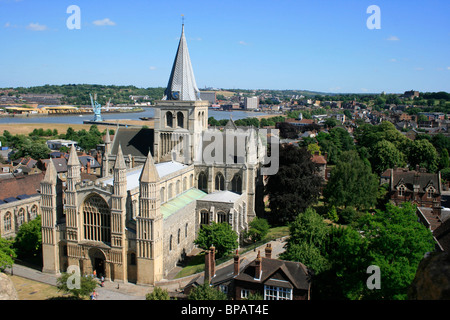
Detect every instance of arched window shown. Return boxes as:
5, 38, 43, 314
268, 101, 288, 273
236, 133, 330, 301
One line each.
168, 183, 173, 199
160, 187, 165, 203
169, 235, 173, 251
198, 171, 207, 192
200, 210, 209, 225
166, 111, 173, 128
176, 180, 181, 195
215, 172, 225, 191
4, 212, 12, 232
427, 187, 435, 198
189, 174, 194, 188
185, 223, 188, 238
183, 177, 187, 192
83, 194, 111, 243
217, 211, 228, 224
30, 205, 38, 220
177, 229, 181, 244
398, 184, 406, 197
177, 112, 184, 128
232, 174, 242, 194
17, 208, 25, 227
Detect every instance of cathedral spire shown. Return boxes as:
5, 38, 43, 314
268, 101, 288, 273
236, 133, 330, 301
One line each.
114, 144, 127, 170
43, 158, 58, 184
162, 23, 201, 101
67, 144, 80, 166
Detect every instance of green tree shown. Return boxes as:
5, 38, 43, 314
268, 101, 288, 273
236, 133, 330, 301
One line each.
194, 222, 238, 259
245, 217, 270, 242
407, 139, 439, 173
324, 150, 378, 210
265, 144, 323, 225
188, 283, 228, 300
369, 140, 406, 174
146, 286, 172, 300
13, 215, 42, 260
439, 148, 450, 170
56, 272, 98, 300
0, 237, 16, 272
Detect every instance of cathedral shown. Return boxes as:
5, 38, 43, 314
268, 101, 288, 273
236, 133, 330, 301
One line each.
40, 24, 266, 285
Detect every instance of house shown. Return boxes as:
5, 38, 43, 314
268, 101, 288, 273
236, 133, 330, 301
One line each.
233, 244, 312, 300
311, 151, 327, 181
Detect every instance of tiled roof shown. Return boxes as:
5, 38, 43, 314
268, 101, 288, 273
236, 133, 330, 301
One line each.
0, 172, 44, 200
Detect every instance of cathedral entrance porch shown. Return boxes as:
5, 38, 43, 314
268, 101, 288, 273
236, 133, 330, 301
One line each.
89, 248, 107, 279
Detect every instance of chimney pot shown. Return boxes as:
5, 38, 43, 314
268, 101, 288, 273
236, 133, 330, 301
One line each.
204, 250, 211, 284
234, 250, 240, 276
265, 243, 272, 259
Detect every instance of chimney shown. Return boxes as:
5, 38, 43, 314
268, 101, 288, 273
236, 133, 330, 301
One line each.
86, 160, 91, 174
265, 243, 272, 259
204, 249, 211, 284
234, 250, 240, 276
254, 251, 262, 280
210, 245, 216, 278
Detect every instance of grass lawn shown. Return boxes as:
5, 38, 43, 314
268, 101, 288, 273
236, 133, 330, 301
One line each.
8, 274, 68, 300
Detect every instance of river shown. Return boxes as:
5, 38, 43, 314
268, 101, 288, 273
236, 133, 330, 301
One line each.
0, 108, 269, 125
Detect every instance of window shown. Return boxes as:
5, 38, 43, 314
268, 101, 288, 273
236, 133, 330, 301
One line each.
185, 223, 188, 238
168, 183, 173, 199
398, 185, 405, 197
177, 229, 181, 244
177, 112, 184, 128
200, 210, 209, 225
169, 235, 173, 251
264, 285, 293, 300
166, 111, 173, 128
160, 187, 166, 203
4, 212, 12, 232
198, 171, 207, 192
215, 172, 225, 191
83, 194, 111, 243
30, 205, 38, 220
241, 289, 250, 299
427, 188, 434, 198
231, 174, 242, 194
219, 285, 228, 294
130, 253, 136, 265
217, 211, 228, 224
17, 208, 25, 227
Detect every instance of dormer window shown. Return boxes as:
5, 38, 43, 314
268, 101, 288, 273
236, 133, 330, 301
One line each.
427, 187, 435, 198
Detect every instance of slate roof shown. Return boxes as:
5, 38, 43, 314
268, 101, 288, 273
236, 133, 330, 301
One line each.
110, 127, 154, 158
40, 158, 67, 173
389, 167, 441, 193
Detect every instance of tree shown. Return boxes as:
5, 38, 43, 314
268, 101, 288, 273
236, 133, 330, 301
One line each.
369, 140, 406, 174
13, 215, 42, 260
194, 222, 238, 259
188, 283, 228, 300
0, 237, 16, 272
323, 150, 378, 210
407, 139, 439, 173
280, 208, 330, 273
245, 217, 270, 242
56, 272, 98, 300
439, 148, 450, 170
146, 286, 172, 300
355, 202, 435, 299
265, 144, 323, 225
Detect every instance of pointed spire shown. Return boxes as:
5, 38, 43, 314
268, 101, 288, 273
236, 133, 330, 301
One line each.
140, 151, 159, 183
163, 23, 201, 101
67, 144, 80, 166
43, 159, 57, 184
114, 144, 127, 170
105, 128, 111, 144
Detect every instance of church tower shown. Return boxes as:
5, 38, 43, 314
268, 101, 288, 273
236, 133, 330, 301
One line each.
110, 144, 128, 281
153, 23, 209, 164
136, 151, 163, 284
41, 159, 63, 274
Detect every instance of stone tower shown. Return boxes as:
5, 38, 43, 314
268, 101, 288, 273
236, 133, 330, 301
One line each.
136, 151, 164, 284
110, 144, 128, 281
153, 23, 209, 164
41, 159, 63, 274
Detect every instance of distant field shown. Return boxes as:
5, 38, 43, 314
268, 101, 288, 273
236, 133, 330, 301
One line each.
0, 119, 152, 136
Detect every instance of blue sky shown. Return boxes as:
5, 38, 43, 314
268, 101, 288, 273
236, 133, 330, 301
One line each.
0, 0, 449, 93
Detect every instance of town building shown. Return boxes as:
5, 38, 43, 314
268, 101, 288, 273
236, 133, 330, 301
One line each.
244, 97, 259, 110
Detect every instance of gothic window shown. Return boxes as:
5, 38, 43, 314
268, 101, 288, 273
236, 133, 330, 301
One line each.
427, 187, 434, 198
176, 180, 181, 195
83, 194, 111, 244
200, 210, 209, 225
231, 174, 242, 194
217, 211, 228, 224
17, 208, 25, 227
177, 112, 184, 128
166, 111, 173, 128
177, 229, 181, 244
4, 212, 12, 232
160, 187, 165, 203
169, 235, 173, 251
198, 171, 207, 192
168, 183, 173, 200
183, 177, 187, 192
185, 223, 188, 238
189, 174, 194, 188
30, 205, 38, 220
215, 172, 225, 191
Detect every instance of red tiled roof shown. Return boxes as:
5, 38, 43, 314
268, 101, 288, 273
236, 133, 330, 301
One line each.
0, 172, 45, 199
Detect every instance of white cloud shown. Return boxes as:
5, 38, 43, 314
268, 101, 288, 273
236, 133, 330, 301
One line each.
4, 22, 10, 28
238, 40, 248, 46
149, 66, 157, 70
93, 18, 116, 26
447, 67, 450, 70
26, 23, 48, 31
389, 58, 397, 62
386, 36, 400, 41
